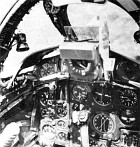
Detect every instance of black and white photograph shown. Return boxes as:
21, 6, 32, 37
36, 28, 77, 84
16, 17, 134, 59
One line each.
0, 0, 140, 146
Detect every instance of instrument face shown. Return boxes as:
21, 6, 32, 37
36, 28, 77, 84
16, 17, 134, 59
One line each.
58, 132, 67, 141
33, 57, 60, 78
120, 109, 136, 125
41, 63, 55, 76
93, 113, 114, 134
57, 120, 66, 128
68, 59, 94, 75
56, 101, 68, 117
42, 124, 56, 139
93, 83, 112, 106
116, 60, 140, 82
72, 83, 88, 101
40, 91, 50, 106
119, 89, 137, 107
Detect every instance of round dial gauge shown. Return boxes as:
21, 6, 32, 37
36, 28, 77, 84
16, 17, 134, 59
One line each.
41, 107, 55, 118
58, 132, 67, 141
119, 89, 137, 107
93, 113, 114, 134
68, 59, 95, 75
93, 83, 112, 106
72, 84, 88, 101
42, 124, 56, 139
120, 109, 136, 125
56, 101, 67, 117
34, 63, 56, 78
116, 60, 140, 82
57, 120, 66, 128
41, 109, 48, 116
40, 92, 50, 106
40, 63, 55, 77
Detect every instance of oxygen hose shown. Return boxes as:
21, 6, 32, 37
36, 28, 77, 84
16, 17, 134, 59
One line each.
0, 122, 20, 147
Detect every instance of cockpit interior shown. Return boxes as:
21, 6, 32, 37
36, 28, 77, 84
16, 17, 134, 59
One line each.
0, 0, 140, 147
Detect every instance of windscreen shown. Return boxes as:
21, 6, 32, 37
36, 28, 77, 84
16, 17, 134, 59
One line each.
65, 2, 139, 62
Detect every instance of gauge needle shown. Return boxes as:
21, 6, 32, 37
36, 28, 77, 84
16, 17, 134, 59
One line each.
95, 92, 102, 96
79, 63, 86, 68
42, 65, 48, 70
77, 85, 85, 91
95, 92, 103, 103
105, 94, 111, 98
98, 118, 107, 132
95, 92, 111, 98
77, 93, 81, 99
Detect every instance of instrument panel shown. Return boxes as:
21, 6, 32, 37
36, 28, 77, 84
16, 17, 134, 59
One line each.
70, 81, 139, 131
35, 75, 140, 146
32, 56, 140, 146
